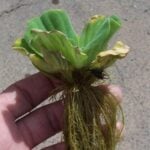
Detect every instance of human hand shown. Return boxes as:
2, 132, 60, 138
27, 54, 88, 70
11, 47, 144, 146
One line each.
0, 73, 123, 150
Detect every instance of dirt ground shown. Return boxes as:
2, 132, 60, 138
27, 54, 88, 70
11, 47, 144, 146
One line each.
0, 0, 150, 149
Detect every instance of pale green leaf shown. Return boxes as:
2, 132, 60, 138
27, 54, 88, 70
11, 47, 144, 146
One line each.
31, 30, 88, 68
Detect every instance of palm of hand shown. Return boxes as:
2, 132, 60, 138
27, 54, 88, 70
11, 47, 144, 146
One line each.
0, 73, 122, 150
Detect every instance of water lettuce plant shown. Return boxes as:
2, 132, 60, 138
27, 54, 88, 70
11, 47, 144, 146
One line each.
13, 9, 129, 150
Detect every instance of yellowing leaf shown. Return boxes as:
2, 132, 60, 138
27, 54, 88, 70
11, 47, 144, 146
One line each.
90, 41, 130, 69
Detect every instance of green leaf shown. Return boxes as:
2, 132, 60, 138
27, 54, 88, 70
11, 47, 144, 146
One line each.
79, 15, 105, 48
40, 9, 78, 46
31, 29, 88, 69
80, 15, 121, 64
13, 17, 45, 57
24, 17, 46, 44
17, 9, 78, 57
23, 9, 78, 46
13, 38, 43, 58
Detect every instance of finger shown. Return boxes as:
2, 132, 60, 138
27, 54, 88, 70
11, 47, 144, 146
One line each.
101, 121, 124, 139
42, 143, 65, 150
116, 121, 124, 138
99, 85, 122, 103
108, 85, 123, 103
16, 100, 64, 148
0, 73, 62, 118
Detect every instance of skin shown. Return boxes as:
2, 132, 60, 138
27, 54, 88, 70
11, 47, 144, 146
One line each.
0, 73, 123, 150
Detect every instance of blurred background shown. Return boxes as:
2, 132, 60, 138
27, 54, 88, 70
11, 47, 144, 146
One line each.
0, 0, 149, 149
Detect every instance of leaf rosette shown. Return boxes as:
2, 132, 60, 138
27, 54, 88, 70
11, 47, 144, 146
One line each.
13, 9, 129, 82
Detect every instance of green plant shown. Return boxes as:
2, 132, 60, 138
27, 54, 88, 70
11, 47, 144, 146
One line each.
13, 9, 129, 150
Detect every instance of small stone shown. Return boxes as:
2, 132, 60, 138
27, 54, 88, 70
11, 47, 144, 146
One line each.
147, 31, 150, 35
144, 8, 150, 13
52, 0, 59, 5
123, 18, 128, 21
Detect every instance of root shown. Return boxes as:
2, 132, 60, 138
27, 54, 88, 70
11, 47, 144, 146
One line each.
63, 85, 124, 150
